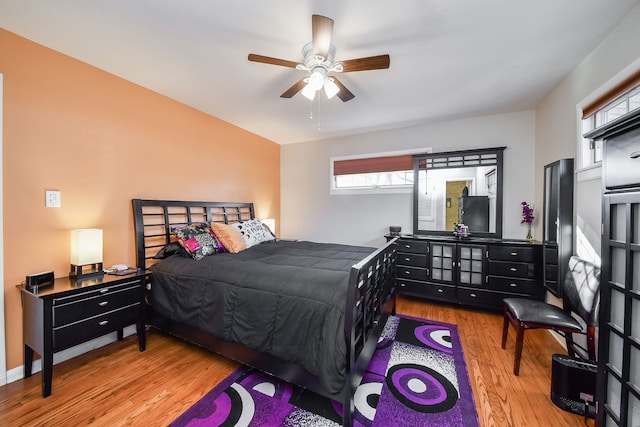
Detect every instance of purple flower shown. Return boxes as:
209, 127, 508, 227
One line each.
521, 201, 534, 224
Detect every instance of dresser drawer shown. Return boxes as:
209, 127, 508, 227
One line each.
488, 246, 537, 262
53, 304, 140, 350
457, 288, 506, 310
53, 282, 142, 328
397, 240, 428, 254
397, 266, 427, 281
488, 276, 543, 296
397, 253, 428, 268
397, 278, 427, 295
488, 261, 537, 278
421, 283, 456, 301
397, 278, 455, 301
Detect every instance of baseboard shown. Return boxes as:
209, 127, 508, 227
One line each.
6, 325, 136, 385
549, 329, 567, 349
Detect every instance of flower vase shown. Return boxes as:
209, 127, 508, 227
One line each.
525, 223, 533, 243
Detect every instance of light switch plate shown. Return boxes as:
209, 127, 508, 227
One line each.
45, 190, 61, 208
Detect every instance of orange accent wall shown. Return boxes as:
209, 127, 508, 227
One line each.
0, 29, 280, 370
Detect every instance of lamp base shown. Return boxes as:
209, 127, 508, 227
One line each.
70, 263, 104, 280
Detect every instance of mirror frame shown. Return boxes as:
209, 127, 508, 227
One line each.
412, 147, 505, 238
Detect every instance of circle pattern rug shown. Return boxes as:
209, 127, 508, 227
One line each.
170, 315, 479, 427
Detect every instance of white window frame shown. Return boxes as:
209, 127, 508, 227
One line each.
580, 83, 640, 169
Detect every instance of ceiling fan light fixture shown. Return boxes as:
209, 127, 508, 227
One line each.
301, 83, 317, 100
308, 69, 325, 91
324, 78, 340, 99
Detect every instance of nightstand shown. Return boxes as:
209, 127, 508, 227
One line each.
19, 271, 148, 397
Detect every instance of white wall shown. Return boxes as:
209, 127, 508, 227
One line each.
281, 110, 536, 247
282, 4, 640, 251
535, 4, 640, 262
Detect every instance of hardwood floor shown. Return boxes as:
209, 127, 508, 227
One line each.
0, 295, 593, 426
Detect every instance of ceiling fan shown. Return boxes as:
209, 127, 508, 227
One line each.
248, 15, 390, 102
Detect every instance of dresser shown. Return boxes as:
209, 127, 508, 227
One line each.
393, 235, 544, 311
19, 271, 148, 397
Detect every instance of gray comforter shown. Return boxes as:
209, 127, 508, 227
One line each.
150, 240, 374, 394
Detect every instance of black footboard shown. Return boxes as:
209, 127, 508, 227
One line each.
342, 237, 397, 426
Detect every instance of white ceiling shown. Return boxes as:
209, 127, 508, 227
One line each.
1, 0, 638, 144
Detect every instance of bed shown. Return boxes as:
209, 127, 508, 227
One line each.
132, 199, 397, 426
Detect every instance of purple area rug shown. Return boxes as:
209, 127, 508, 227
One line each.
170, 314, 479, 427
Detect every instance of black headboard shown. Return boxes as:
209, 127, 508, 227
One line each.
132, 199, 255, 270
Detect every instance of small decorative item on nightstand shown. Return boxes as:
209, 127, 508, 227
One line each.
25, 270, 54, 291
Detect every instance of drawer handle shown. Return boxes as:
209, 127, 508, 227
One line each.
470, 293, 477, 298
405, 258, 411, 261
510, 283, 517, 287
405, 244, 411, 248
437, 289, 444, 293
630, 151, 640, 159
400, 283, 406, 287
405, 271, 411, 275
98, 320, 109, 326
510, 252, 518, 256
100, 288, 109, 294
99, 301, 108, 306
510, 267, 517, 272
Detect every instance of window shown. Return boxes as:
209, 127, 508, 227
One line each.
331, 150, 426, 194
581, 70, 640, 168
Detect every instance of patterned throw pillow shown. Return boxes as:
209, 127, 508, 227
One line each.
210, 222, 247, 253
232, 219, 276, 248
172, 223, 221, 260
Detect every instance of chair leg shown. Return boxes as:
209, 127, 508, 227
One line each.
513, 323, 525, 376
501, 310, 510, 349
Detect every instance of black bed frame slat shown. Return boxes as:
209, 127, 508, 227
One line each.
131, 199, 396, 426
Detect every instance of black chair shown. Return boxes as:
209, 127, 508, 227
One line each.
501, 256, 600, 375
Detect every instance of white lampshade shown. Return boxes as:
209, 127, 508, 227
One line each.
308, 70, 325, 90
324, 78, 340, 99
70, 228, 103, 265
262, 218, 276, 235
301, 83, 316, 100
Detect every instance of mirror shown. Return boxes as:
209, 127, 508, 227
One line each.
413, 147, 504, 237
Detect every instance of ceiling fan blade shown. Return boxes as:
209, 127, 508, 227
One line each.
280, 78, 307, 98
340, 54, 390, 72
312, 15, 334, 59
248, 53, 299, 69
331, 77, 355, 102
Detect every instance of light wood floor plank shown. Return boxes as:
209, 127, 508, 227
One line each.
0, 295, 592, 426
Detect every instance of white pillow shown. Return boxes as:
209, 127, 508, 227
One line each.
232, 219, 276, 248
